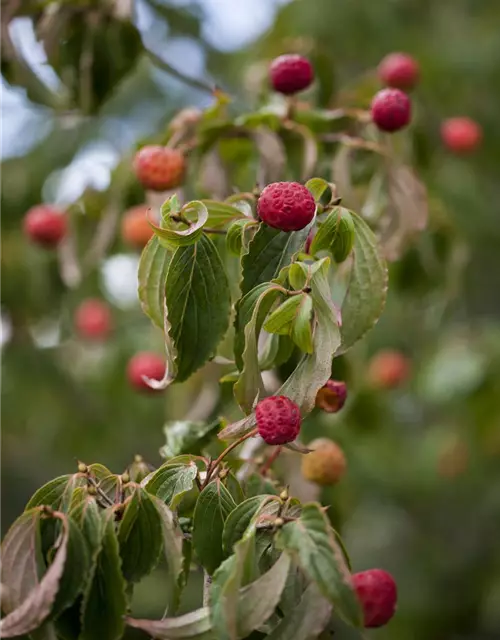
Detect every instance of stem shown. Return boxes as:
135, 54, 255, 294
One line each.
260, 446, 283, 477
87, 476, 114, 507
170, 213, 191, 226
203, 571, 212, 606
146, 50, 217, 96
202, 428, 258, 488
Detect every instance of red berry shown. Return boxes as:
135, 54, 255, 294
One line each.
441, 117, 482, 154
378, 52, 420, 91
371, 88, 411, 132
134, 146, 185, 191
315, 379, 347, 413
121, 205, 155, 248
270, 54, 314, 95
127, 352, 166, 392
23, 205, 67, 248
368, 350, 410, 389
255, 396, 301, 445
352, 569, 397, 628
257, 182, 316, 232
74, 299, 113, 341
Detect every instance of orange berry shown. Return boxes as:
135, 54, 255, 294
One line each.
301, 438, 347, 485
121, 205, 154, 248
368, 350, 410, 389
133, 145, 185, 191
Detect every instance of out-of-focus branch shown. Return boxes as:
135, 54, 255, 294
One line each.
146, 50, 217, 96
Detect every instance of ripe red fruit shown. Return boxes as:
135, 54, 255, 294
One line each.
371, 88, 411, 132
255, 395, 301, 445
352, 569, 397, 628
127, 352, 166, 392
121, 205, 154, 248
269, 54, 314, 95
378, 52, 420, 91
23, 205, 67, 248
368, 350, 410, 389
441, 117, 482, 154
74, 299, 113, 341
315, 379, 347, 413
133, 146, 185, 191
257, 182, 316, 232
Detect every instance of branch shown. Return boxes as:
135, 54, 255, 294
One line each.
146, 50, 217, 96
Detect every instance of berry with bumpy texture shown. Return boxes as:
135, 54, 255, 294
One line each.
441, 117, 482, 154
134, 146, 185, 191
74, 299, 113, 341
23, 205, 67, 248
368, 350, 410, 389
127, 352, 166, 392
352, 569, 397, 628
121, 205, 155, 248
270, 54, 314, 95
378, 52, 420, 91
257, 182, 316, 232
256, 396, 301, 445
371, 88, 411, 132
301, 438, 346, 485
315, 379, 347, 413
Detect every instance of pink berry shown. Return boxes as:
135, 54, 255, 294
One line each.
23, 205, 67, 248
270, 54, 314, 95
257, 182, 316, 232
74, 299, 113, 341
368, 350, 410, 389
371, 88, 411, 133
133, 145, 185, 191
315, 380, 347, 413
255, 396, 301, 445
441, 117, 482, 154
352, 569, 397, 628
127, 352, 166, 392
378, 53, 420, 91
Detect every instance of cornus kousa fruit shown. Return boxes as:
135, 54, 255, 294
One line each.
121, 205, 155, 248
257, 181, 316, 231
269, 53, 314, 95
315, 379, 347, 413
127, 352, 165, 392
133, 145, 185, 191
301, 438, 347, 485
441, 117, 482, 154
378, 52, 420, 91
371, 88, 411, 132
23, 205, 67, 248
368, 349, 410, 389
255, 395, 301, 445
74, 298, 113, 340
352, 569, 398, 628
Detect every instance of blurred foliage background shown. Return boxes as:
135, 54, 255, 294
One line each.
2, 0, 500, 638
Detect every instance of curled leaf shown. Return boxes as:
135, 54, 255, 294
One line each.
150, 198, 209, 249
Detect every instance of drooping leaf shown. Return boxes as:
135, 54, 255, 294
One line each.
126, 607, 213, 639
143, 458, 199, 510
310, 207, 355, 263
226, 218, 252, 256
98, 474, 122, 504
25, 475, 79, 512
166, 234, 231, 382
276, 503, 362, 627
263, 293, 313, 354
160, 419, 222, 459
222, 496, 281, 554
305, 177, 334, 204
138, 235, 171, 328
267, 582, 332, 640
192, 480, 236, 575
217, 414, 258, 442
152, 199, 209, 249
223, 472, 245, 505
201, 200, 248, 229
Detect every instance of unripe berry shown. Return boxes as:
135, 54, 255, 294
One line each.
127, 352, 166, 392
352, 569, 397, 628
378, 52, 420, 91
133, 146, 185, 191
368, 350, 410, 389
23, 205, 67, 248
441, 117, 482, 154
121, 205, 154, 248
371, 88, 411, 133
315, 379, 347, 413
257, 182, 316, 232
269, 54, 314, 95
74, 298, 113, 341
255, 395, 301, 445
301, 438, 346, 486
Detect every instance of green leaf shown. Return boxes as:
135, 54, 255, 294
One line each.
166, 234, 231, 382
222, 496, 281, 554
201, 200, 248, 229
310, 207, 355, 263
138, 235, 172, 329
68, 490, 103, 561
267, 582, 332, 640
278, 259, 341, 412
276, 503, 362, 627
240, 223, 312, 297
305, 177, 333, 203
335, 212, 388, 355
117, 487, 163, 583
160, 419, 222, 459
80, 511, 127, 640
226, 218, 251, 256
126, 607, 213, 639
192, 480, 236, 575
245, 474, 280, 498
143, 458, 199, 510
25, 475, 78, 512
223, 472, 245, 505
263, 294, 313, 354
152, 198, 208, 249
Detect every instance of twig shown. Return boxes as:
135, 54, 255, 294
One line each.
260, 446, 283, 477
146, 50, 217, 96
320, 133, 388, 156
203, 571, 212, 606
202, 429, 258, 488
58, 228, 82, 289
